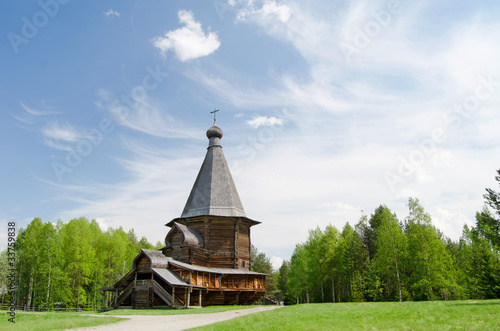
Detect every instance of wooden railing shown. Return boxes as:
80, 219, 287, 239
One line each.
152, 280, 172, 306
115, 282, 134, 308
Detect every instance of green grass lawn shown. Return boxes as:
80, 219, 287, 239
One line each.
99, 304, 263, 315
2, 301, 498, 330
0, 312, 125, 331
190, 300, 500, 330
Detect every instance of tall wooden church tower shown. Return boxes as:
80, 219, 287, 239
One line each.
164, 124, 259, 270
108, 123, 266, 308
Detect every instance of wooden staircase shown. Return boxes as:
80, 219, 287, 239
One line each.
114, 282, 134, 308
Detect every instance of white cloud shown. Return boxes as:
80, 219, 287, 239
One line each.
246, 116, 283, 128
236, 1, 293, 23
41, 121, 82, 142
270, 256, 283, 270
20, 102, 59, 116
259, 1, 293, 22
43, 139, 73, 152
431, 208, 474, 240
25, 1, 500, 264
95, 217, 110, 231
12, 102, 60, 124
152, 10, 220, 62
96, 89, 198, 139
45, 139, 203, 248
104, 9, 120, 17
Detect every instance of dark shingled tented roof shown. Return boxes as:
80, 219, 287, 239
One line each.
181, 125, 246, 218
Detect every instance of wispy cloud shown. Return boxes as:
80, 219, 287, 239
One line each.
12, 102, 60, 124
96, 89, 199, 139
246, 115, 283, 128
40, 120, 85, 151
20, 102, 60, 116
44, 138, 204, 245
152, 10, 220, 62
104, 9, 120, 17
236, 0, 293, 23
190, 0, 500, 256
43, 138, 74, 152
41, 121, 82, 142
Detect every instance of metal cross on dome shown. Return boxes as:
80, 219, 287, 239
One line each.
210, 109, 220, 125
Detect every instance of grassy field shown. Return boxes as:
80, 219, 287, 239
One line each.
0, 312, 124, 331
2, 300, 498, 330
191, 300, 500, 330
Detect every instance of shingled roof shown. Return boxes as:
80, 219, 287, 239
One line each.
181, 125, 246, 218
165, 222, 204, 248
132, 249, 169, 269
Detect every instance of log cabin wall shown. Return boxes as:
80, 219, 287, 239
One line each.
184, 217, 207, 242
171, 247, 190, 263
170, 216, 257, 270
207, 219, 235, 253
206, 219, 237, 268
169, 229, 184, 247
136, 256, 151, 272
190, 248, 211, 266
237, 221, 251, 270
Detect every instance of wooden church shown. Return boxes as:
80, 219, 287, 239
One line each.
107, 122, 266, 308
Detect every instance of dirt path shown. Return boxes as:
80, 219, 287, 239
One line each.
70, 306, 282, 331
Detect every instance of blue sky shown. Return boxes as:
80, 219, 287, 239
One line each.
1, 0, 500, 269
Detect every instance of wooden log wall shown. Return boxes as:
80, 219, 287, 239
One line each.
136, 256, 151, 272
172, 217, 256, 270
190, 248, 210, 266
237, 222, 250, 269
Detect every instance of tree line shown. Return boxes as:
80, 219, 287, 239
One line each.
2, 170, 499, 307
274, 170, 500, 304
0, 217, 161, 309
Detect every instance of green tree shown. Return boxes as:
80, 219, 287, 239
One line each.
484, 169, 500, 217
324, 224, 343, 303
287, 244, 309, 303
251, 245, 278, 301
99, 227, 137, 283
372, 207, 407, 302
58, 217, 101, 308
0, 250, 8, 305
476, 207, 500, 251
339, 222, 367, 302
405, 198, 459, 300
304, 227, 329, 302
15, 218, 46, 309
277, 260, 292, 304
458, 224, 500, 299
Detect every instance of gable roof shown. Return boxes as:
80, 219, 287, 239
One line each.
181, 125, 246, 218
